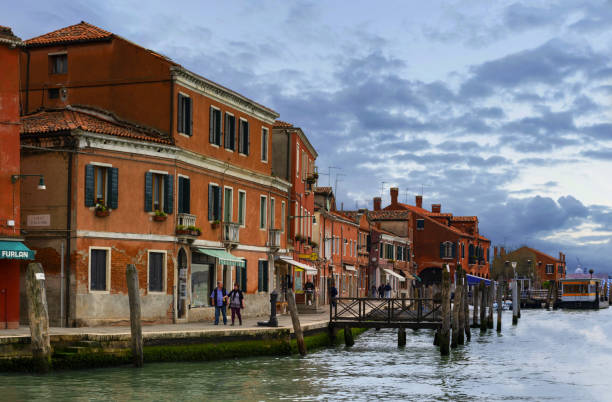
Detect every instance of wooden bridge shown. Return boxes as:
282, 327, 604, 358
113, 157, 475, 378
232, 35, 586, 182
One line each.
329, 297, 442, 330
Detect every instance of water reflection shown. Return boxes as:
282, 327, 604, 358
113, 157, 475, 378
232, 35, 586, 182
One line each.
1, 309, 611, 401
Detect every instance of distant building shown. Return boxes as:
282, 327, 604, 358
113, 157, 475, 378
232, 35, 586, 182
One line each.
493, 246, 566, 289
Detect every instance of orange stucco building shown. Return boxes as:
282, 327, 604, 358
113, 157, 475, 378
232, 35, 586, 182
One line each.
18, 22, 290, 326
0, 26, 34, 329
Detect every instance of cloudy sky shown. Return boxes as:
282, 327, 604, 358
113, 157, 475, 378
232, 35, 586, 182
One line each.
6, 0, 612, 272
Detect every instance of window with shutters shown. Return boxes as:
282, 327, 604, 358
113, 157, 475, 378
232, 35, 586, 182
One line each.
406, 245, 411, 261
177, 93, 192, 136
145, 172, 173, 214
416, 219, 425, 230
259, 195, 267, 229
178, 176, 190, 214
94, 166, 108, 205
440, 241, 454, 259
258, 260, 269, 292
50, 53, 67, 74
224, 113, 236, 151
148, 251, 166, 292
208, 184, 222, 221
239, 119, 249, 155
281, 201, 286, 232
261, 127, 268, 162
386, 243, 394, 259
85, 164, 119, 210
223, 187, 233, 222
89, 247, 110, 292
379, 242, 383, 258
238, 190, 246, 226
546, 264, 554, 274
236, 262, 247, 292
209, 107, 222, 146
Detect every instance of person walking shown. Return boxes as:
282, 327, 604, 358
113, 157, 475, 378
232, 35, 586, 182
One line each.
371, 284, 377, 298
305, 279, 315, 305
384, 282, 392, 298
210, 281, 228, 325
330, 283, 338, 308
378, 284, 384, 298
228, 283, 244, 326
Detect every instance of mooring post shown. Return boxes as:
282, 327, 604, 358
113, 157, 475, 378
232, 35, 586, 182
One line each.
287, 288, 307, 356
398, 326, 406, 347
472, 281, 479, 328
496, 281, 503, 332
26, 262, 51, 373
440, 269, 451, 356
487, 284, 494, 329
126, 264, 143, 368
517, 289, 521, 318
463, 271, 470, 341
344, 326, 355, 347
328, 324, 338, 343
456, 268, 464, 346
451, 270, 460, 348
512, 281, 519, 325
479, 281, 487, 332
552, 280, 559, 310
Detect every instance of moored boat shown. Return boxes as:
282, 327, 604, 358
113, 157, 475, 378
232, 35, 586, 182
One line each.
559, 278, 609, 309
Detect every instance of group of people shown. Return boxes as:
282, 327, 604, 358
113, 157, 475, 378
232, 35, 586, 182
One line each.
210, 281, 245, 325
371, 283, 393, 298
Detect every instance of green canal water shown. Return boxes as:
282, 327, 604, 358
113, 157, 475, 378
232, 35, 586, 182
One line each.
1, 308, 611, 401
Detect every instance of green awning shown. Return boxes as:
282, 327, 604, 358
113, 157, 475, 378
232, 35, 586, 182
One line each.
0, 241, 35, 260
195, 248, 245, 267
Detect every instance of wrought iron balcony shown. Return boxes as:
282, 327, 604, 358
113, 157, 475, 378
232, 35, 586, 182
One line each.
223, 222, 240, 245
269, 229, 281, 249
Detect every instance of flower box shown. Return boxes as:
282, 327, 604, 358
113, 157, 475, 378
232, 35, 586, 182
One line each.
153, 215, 167, 222
95, 209, 110, 217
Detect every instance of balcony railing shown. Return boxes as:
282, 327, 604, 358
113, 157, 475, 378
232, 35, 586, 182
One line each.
178, 213, 196, 228
269, 229, 281, 248
223, 222, 240, 245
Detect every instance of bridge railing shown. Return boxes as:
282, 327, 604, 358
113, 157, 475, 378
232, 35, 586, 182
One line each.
330, 297, 441, 324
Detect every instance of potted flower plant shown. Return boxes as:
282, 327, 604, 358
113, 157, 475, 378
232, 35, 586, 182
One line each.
188, 225, 202, 236
211, 219, 220, 229
153, 210, 167, 222
176, 224, 189, 235
95, 200, 110, 217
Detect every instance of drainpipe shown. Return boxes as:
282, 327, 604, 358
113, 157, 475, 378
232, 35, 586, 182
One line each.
60, 241, 64, 327
64, 146, 73, 327
24, 48, 30, 113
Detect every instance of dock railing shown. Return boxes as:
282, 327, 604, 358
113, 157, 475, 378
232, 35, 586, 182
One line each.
330, 297, 441, 328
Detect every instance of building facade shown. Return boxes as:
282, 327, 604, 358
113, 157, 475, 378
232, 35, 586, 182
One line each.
18, 22, 290, 326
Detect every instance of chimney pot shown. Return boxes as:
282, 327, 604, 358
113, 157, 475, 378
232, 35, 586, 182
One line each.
390, 187, 399, 204
373, 197, 381, 211
415, 195, 423, 208
501, 247, 505, 256
494, 246, 498, 257
431, 204, 441, 213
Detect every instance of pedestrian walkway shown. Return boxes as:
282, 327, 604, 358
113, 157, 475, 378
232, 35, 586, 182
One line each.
0, 310, 332, 340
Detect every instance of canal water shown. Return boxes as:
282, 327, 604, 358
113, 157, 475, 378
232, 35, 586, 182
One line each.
1, 308, 611, 401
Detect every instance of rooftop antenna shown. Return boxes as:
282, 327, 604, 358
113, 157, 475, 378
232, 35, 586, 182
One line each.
420, 183, 430, 197
380, 181, 387, 198
404, 188, 409, 203
334, 173, 346, 197
325, 166, 341, 186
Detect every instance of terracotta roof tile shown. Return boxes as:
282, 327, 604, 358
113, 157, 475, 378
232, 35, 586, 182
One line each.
368, 210, 411, 220
274, 120, 293, 128
452, 216, 478, 222
0, 25, 21, 43
314, 186, 333, 194
25, 21, 112, 46
21, 107, 172, 144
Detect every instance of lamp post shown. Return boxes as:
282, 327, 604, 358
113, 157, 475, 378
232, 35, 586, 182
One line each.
511, 261, 518, 324
11, 174, 46, 190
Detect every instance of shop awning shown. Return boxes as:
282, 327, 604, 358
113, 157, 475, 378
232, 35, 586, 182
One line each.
466, 274, 491, 286
0, 241, 35, 260
383, 268, 406, 282
400, 271, 415, 280
344, 265, 356, 271
278, 256, 317, 274
195, 248, 245, 267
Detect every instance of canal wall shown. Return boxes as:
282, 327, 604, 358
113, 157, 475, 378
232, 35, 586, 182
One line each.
0, 322, 367, 372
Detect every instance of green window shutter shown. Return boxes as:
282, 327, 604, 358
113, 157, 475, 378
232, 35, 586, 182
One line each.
238, 121, 243, 153
178, 177, 184, 214
263, 261, 268, 292
241, 262, 247, 292
216, 186, 223, 221
85, 164, 95, 207
144, 172, 153, 212
177, 94, 184, 133
245, 121, 250, 155
224, 113, 230, 148
209, 107, 214, 144
184, 178, 190, 214
208, 184, 214, 220
439, 243, 445, 258
215, 110, 221, 145
163, 174, 173, 214
452, 242, 457, 258
108, 167, 119, 209
257, 261, 262, 292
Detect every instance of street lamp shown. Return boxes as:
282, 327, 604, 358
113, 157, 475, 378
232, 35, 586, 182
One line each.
11, 174, 46, 190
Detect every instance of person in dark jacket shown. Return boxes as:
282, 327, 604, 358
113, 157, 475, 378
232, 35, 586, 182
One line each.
210, 281, 228, 325
384, 282, 392, 298
371, 285, 377, 298
228, 283, 244, 326
378, 284, 384, 298
330, 284, 338, 307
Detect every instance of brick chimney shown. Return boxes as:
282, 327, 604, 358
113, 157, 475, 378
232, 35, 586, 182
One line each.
415, 195, 423, 209
432, 204, 441, 213
494, 246, 498, 257
390, 187, 399, 205
373, 197, 381, 211
500, 247, 505, 256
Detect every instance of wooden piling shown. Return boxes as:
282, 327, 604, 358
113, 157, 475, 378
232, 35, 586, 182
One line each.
126, 264, 143, 367
452, 272, 460, 348
487, 284, 494, 329
344, 326, 355, 347
479, 280, 487, 332
552, 280, 559, 309
440, 270, 451, 356
456, 270, 465, 346
398, 326, 406, 347
496, 281, 503, 332
286, 288, 307, 356
472, 281, 479, 328
26, 262, 51, 373
433, 330, 440, 346
463, 271, 470, 342
512, 282, 518, 325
